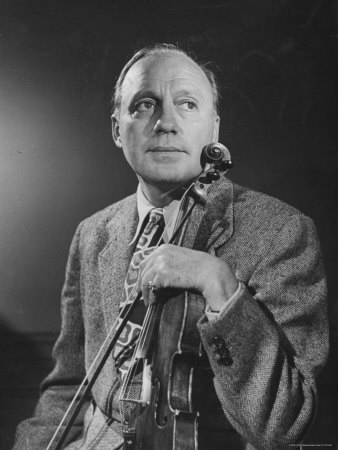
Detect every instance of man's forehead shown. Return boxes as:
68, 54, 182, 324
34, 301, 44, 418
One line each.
121, 53, 213, 97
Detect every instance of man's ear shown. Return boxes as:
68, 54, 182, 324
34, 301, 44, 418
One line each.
213, 115, 220, 142
111, 114, 122, 148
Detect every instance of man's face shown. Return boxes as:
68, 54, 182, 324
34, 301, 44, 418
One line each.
112, 53, 220, 193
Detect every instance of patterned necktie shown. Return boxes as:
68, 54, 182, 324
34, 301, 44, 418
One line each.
114, 208, 165, 378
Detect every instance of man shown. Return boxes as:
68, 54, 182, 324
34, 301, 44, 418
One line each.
13, 44, 328, 449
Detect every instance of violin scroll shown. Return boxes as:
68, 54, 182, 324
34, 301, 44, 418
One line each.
193, 142, 233, 203
201, 142, 233, 175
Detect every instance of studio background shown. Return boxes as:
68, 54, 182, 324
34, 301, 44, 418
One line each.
1, 0, 337, 448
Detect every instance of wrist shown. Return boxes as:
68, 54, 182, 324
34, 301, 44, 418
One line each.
205, 282, 242, 316
202, 274, 238, 312
196, 254, 238, 311
204, 281, 238, 311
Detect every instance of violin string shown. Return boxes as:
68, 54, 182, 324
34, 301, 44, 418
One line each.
117, 188, 202, 426
115, 183, 194, 313
47, 183, 198, 448
119, 303, 154, 400
117, 188, 196, 423
119, 306, 164, 426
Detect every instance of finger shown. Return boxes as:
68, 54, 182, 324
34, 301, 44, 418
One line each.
140, 278, 150, 307
144, 271, 166, 307
138, 262, 154, 292
148, 288, 160, 306
140, 273, 157, 307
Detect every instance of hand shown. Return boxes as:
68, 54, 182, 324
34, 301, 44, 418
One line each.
137, 244, 238, 311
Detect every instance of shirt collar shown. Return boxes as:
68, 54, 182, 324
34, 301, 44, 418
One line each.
129, 184, 181, 245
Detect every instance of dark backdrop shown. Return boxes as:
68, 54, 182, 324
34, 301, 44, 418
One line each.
0, 0, 337, 448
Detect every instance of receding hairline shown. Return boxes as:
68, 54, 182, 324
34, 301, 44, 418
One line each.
123, 53, 214, 101
111, 45, 220, 116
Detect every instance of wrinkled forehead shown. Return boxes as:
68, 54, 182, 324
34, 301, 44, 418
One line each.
120, 53, 214, 105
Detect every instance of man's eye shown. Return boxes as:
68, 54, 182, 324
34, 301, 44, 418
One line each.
179, 101, 197, 111
134, 100, 156, 112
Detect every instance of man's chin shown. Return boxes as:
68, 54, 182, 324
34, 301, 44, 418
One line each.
141, 170, 197, 190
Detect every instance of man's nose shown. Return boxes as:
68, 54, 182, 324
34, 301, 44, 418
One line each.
153, 104, 178, 134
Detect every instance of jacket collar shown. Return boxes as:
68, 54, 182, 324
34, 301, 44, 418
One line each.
183, 175, 234, 252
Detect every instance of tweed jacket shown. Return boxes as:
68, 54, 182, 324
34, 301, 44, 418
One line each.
13, 176, 328, 450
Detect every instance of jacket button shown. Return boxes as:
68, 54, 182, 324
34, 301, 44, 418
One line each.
218, 355, 233, 366
209, 335, 233, 366
210, 335, 226, 349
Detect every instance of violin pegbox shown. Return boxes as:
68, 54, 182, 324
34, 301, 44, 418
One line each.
201, 142, 233, 176
194, 143, 233, 203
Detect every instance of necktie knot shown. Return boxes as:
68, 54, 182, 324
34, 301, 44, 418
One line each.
148, 208, 164, 225
142, 208, 164, 236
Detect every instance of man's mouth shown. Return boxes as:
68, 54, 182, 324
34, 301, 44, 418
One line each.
148, 146, 184, 153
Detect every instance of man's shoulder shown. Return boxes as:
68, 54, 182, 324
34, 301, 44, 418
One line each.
232, 181, 301, 217
229, 179, 313, 235
213, 176, 303, 218
79, 193, 137, 234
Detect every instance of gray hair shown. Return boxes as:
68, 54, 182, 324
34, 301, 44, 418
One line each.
111, 43, 220, 116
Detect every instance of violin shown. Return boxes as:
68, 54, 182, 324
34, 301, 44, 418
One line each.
47, 143, 232, 450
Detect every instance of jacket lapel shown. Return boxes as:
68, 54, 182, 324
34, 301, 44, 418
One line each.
205, 176, 234, 251
184, 176, 234, 253
98, 195, 138, 333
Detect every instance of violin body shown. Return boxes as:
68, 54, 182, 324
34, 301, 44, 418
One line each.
126, 290, 206, 450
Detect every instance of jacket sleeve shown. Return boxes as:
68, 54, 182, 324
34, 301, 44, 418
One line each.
13, 222, 90, 450
198, 214, 328, 449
